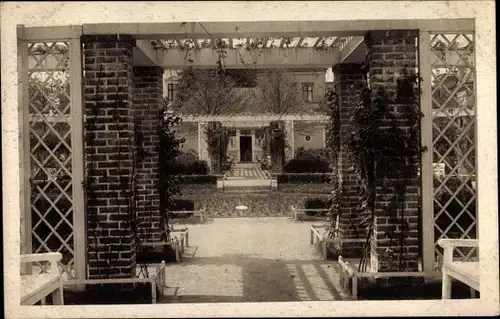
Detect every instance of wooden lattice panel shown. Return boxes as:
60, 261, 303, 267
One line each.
27, 41, 76, 279
430, 33, 477, 261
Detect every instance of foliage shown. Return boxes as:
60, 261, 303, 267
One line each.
171, 68, 249, 116
304, 197, 332, 216
277, 173, 334, 184
284, 148, 331, 173
179, 174, 218, 184
172, 151, 209, 175
323, 90, 341, 171
158, 101, 185, 238
251, 69, 307, 116
327, 65, 424, 272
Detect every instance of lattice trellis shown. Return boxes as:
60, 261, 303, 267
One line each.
430, 33, 477, 262
27, 41, 76, 279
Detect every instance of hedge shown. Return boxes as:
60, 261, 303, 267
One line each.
277, 173, 335, 184
179, 174, 218, 184
304, 197, 331, 216
284, 147, 331, 173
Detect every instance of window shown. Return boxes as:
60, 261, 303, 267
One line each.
302, 83, 313, 102
167, 83, 178, 101
304, 134, 311, 142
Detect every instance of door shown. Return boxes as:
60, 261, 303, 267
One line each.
239, 136, 252, 162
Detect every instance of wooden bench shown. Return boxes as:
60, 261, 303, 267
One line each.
337, 255, 441, 300
310, 225, 330, 259
65, 261, 167, 303
170, 227, 189, 254
21, 252, 64, 305
141, 238, 181, 263
437, 238, 479, 299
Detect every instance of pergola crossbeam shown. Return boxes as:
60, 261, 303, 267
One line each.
77, 20, 475, 40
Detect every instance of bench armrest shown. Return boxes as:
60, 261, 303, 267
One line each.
437, 239, 478, 264
21, 252, 62, 264
437, 239, 478, 250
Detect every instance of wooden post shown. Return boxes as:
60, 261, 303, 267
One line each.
17, 25, 32, 275
290, 120, 295, 158
70, 37, 87, 281
419, 31, 436, 274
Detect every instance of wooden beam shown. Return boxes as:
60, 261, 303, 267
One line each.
79, 20, 474, 39
69, 37, 86, 281
156, 47, 341, 69
313, 37, 323, 48
296, 37, 305, 48
193, 38, 200, 49
330, 37, 342, 48
419, 31, 436, 274
339, 36, 364, 62
181, 114, 329, 122
134, 39, 160, 66
20, 25, 82, 40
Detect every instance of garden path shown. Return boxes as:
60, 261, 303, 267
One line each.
156, 217, 348, 303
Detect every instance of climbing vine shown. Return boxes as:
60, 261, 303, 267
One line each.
83, 65, 183, 279
327, 64, 424, 272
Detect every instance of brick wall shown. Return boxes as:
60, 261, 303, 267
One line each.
133, 66, 163, 243
83, 35, 137, 278
365, 30, 420, 272
332, 63, 367, 257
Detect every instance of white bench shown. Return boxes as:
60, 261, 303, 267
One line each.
171, 227, 189, 254
21, 252, 64, 305
65, 261, 167, 303
437, 238, 479, 299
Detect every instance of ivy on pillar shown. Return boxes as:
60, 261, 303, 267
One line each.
133, 66, 164, 243
83, 34, 136, 279
365, 30, 420, 272
332, 63, 367, 257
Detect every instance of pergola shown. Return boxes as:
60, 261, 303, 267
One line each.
17, 19, 477, 282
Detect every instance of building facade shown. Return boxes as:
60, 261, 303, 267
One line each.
164, 68, 331, 165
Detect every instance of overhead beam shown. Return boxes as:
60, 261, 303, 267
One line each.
182, 114, 329, 123
133, 39, 160, 66
80, 19, 474, 39
339, 36, 365, 63
156, 47, 340, 69
296, 37, 305, 48
313, 37, 323, 48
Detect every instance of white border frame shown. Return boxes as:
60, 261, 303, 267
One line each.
2, 1, 498, 318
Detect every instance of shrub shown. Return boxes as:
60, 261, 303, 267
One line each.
173, 152, 209, 175
179, 174, 217, 184
304, 197, 331, 216
284, 147, 331, 173
277, 173, 334, 184
171, 199, 195, 211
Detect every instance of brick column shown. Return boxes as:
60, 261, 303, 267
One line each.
133, 66, 164, 243
83, 35, 136, 278
332, 63, 367, 257
365, 30, 420, 272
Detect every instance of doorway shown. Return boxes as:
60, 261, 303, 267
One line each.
239, 136, 253, 162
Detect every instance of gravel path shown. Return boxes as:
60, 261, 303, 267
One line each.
158, 217, 348, 303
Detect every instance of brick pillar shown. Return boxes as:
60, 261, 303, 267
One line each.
133, 66, 164, 243
83, 35, 136, 278
365, 30, 420, 272
333, 63, 367, 257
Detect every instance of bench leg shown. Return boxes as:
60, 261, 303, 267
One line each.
442, 270, 452, 299
470, 287, 477, 298
310, 229, 314, 245
322, 241, 327, 260
51, 285, 64, 305
185, 232, 189, 247
175, 244, 180, 263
